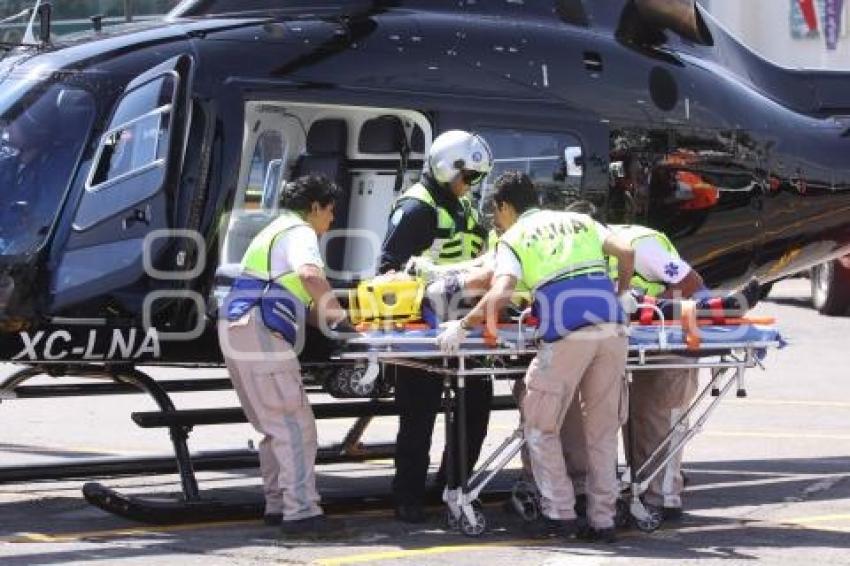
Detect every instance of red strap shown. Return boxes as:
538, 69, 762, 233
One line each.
682, 300, 701, 350
639, 296, 657, 325
707, 297, 725, 325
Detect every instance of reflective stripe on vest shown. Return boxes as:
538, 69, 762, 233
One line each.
609, 224, 679, 297
395, 183, 484, 265
500, 209, 609, 291
239, 210, 313, 306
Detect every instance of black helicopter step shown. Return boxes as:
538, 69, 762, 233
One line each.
130, 395, 518, 428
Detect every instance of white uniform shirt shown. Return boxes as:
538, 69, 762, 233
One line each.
632, 238, 691, 285
493, 242, 523, 280
269, 224, 324, 276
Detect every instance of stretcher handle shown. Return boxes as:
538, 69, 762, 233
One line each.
354, 321, 432, 332
631, 316, 776, 327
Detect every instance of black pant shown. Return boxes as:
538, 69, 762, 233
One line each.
391, 366, 493, 505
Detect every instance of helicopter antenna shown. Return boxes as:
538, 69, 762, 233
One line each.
21, 0, 52, 45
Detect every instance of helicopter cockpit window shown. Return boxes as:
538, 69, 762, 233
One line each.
87, 74, 177, 190
0, 85, 95, 255
475, 127, 584, 225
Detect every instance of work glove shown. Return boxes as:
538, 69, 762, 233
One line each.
618, 291, 639, 315
425, 273, 465, 322
436, 319, 468, 355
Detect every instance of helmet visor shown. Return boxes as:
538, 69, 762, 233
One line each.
461, 169, 488, 186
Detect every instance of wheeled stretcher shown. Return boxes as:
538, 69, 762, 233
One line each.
336, 310, 784, 537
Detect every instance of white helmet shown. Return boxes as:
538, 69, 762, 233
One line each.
427, 130, 493, 186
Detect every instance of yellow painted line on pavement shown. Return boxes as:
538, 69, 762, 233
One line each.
316, 521, 786, 566
314, 538, 555, 566
801, 525, 850, 534
2, 507, 398, 544
317, 516, 850, 566
782, 513, 850, 525
738, 399, 850, 409
3, 519, 262, 543
7, 506, 850, 553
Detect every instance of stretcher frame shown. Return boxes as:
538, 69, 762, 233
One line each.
336, 312, 781, 536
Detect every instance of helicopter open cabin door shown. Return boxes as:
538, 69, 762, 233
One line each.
51, 54, 194, 321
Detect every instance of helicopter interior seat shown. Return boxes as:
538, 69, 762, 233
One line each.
216, 119, 350, 290
290, 118, 351, 277
342, 115, 414, 280
217, 166, 284, 285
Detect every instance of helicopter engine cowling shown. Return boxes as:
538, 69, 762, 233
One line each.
633, 0, 713, 45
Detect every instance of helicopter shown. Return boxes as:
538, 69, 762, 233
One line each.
0, 0, 849, 521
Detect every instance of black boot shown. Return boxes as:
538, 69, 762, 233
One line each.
394, 503, 427, 524
523, 516, 580, 539
721, 277, 761, 312
280, 515, 349, 539
577, 524, 617, 544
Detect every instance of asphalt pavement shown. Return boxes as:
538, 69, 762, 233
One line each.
0, 278, 848, 565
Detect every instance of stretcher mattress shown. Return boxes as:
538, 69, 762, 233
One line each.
345, 324, 784, 354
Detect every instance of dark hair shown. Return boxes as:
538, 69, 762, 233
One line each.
280, 174, 340, 212
563, 197, 598, 218
492, 170, 538, 214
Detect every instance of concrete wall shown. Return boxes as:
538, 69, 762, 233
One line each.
702, 0, 850, 69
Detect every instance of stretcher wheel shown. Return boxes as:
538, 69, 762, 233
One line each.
459, 502, 487, 537
349, 368, 378, 397
326, 366, 389, 398
510, 481, 540, 522
635, 515, 662, 533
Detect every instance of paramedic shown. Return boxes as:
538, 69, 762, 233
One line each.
608, 224, 703, 523
379, 130, 492, 523
437, 171, 636, 541
219, 175, 350, 537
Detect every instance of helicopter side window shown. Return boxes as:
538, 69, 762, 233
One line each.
87, 74, 176, 190
245, 130, 285, 211
475, 127, 584, 220
220, 130, 286, 266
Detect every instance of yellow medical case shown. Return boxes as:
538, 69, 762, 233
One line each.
348, 277, 425, 326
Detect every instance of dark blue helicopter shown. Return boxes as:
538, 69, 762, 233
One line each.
0, 0, 849, 522
0, 0, 848, 364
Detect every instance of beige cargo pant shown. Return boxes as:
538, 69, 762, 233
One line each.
522, 323, 628, 529
624, 367, 699, 508
512, 380, 588, 496
218, 309, 322, 521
